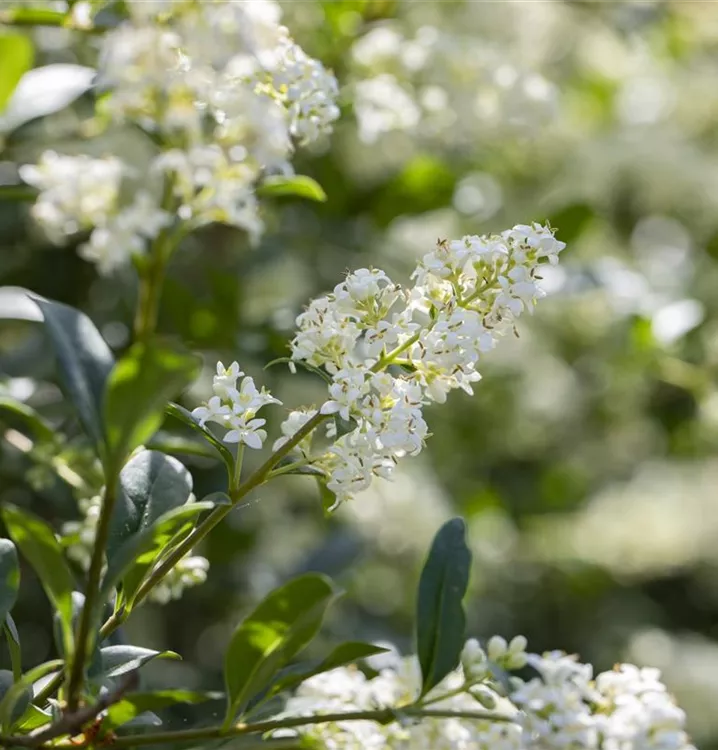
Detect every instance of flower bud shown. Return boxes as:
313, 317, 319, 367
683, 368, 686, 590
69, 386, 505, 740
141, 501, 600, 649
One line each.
487, 635, 508, 662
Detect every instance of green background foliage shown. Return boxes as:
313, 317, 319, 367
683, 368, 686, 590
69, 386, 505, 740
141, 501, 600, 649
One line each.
1, 0, 718, 746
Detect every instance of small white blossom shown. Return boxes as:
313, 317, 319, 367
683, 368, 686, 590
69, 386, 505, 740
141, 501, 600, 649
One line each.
191, 363, 280, 450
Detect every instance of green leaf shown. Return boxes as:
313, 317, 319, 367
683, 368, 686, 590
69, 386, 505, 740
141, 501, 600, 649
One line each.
257, 175, 327, 203
0, 659, 62, 732
1, 506, 75, 660
100, 646, 181, 679
224, 573, 338, 726
165, 402, 234, 475
416, 518, 471, 696
15, 704, 52, 732
3, 616, 21, 681
100, 502, 214, 606
103, 342, 200, 470
0, 397, 55, 443
146, 431, 220, 460
0, 63, 95, 134
0, 670, 31, 729
0, 539, 19, 628
108, 450, 193, 562
31, 294, 114, 449
105, 690, 221, 731
0, 34, 33, 113
254, 641, 389, 710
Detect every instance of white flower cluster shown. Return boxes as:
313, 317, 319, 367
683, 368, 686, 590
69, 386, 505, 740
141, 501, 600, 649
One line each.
192, 361, 281, 450
281, 223, 564, 504
18, 153, 171, 274
349, 22, 557, 146
62, 494, 209, 605
98, 0, 338, 236
148, 554, 209, 605
20, 0, 340, 272
279, 637, 694, 750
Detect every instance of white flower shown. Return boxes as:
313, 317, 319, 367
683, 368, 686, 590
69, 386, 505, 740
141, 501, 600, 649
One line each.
192, 365, 280, 448
20, 152, 125, 243
148, 554, 209, 604
272, 409, 318, 453
191, 396, 230, 427
213, 361, 244, 399
287, 223, 565, 504
224, 416, 268, 450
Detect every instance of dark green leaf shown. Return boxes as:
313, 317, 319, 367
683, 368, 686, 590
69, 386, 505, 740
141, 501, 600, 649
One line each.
0, 539, 19, 628
0, 34, 33, 113
255, 642, 389, 709
416, 518, 471, 696
0, 659, 62, 731
224, 573, 338, 726
32, 294, 114, 449
165, 402, 234, 475
257, 175, 327, 203
100, 646, 181, 679
146, 431, 220, 460
100, 502, 214, 606
105, 690, 221, 731
103, 342, 200, 470
108, 450, 193, 562
3, 616, 21, 680
0, 670, 31, 728
1, 506, 75, 659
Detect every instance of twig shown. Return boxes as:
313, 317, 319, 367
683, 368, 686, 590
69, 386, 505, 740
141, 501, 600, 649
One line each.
2, 672, 138, 748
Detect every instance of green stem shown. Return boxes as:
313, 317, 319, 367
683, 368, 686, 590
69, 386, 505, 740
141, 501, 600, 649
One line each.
232, 444, 245, 490
100, 411, 329, 641
65, 477, 118, 712
373, 332, 422, 371
21, 707, 515, 749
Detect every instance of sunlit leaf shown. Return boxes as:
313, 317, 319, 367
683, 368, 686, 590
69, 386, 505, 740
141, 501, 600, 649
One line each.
0, 659, 62, 731
100, 646, 181, 679
0, 670, 31, 729
257, 175, 327, 203
100, 502, 214, 606
0, 397, 55, 443
253, 641, 389, 710
103, 341, 200, 470
0, 34, 33, 113
224, 573, 338, 726
0, 64, 94, 134
105, 690, 221, 731
1, 506, 75, 659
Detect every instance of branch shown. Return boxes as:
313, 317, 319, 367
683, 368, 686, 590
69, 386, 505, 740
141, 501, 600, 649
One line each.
38, 707, 514, 749
1, 672, 138, 748
66, 477, 119, 712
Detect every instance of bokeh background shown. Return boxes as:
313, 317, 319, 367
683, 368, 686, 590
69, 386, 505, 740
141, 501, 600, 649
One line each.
2, 0, 718, 745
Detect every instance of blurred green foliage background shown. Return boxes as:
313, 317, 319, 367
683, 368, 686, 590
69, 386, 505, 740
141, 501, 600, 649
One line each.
2, 0, 718, 745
